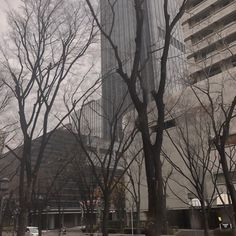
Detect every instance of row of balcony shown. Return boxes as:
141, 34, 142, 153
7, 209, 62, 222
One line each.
186, 21, 236, 57
189, 64, 236, 95
183, 0, 218, 24
190, 55, 236, 83
183, 0, 236, 40
189, 41, 236, 74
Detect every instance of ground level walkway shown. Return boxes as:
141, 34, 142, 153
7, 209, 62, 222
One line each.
3, 228, 236, 236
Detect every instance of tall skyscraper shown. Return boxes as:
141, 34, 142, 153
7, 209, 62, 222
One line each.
72, 99, 103, 138
182, 0, 236, 83
100, 0, 185, 139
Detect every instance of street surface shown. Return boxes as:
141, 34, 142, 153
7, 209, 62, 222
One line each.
3, 229, 145, 236
3, 229, 84, 236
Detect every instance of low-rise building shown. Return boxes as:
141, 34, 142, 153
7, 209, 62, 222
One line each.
0, 127, 124, 230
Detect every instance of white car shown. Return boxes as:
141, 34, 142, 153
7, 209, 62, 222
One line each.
78, 225, 86, 230
26, 226, 39, 236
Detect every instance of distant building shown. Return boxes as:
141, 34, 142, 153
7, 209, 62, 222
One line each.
72, 99, 103, 138
1, 128, 82, 229
1, 127, 124, 229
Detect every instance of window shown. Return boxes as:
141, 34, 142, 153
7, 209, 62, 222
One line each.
216, 172, 236, 184
158, 26, 185, 52
191, 12, 236, 45
164, 119, 176, 130
191, 0, 204, 8
208, 64, 222, 78
224, 33, 236, 45
190, 72, 202, 84
232, 56, 236, 67
192, 28, 214, 44
223, 12, 236, 26
226, 134, 236, 145
221, 0, 234, 7
193, 44, 217, 62
150, 118, 176, 132
189, 10, 209, 27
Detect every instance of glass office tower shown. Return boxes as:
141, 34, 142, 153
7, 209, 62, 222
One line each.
100, 0, 185, 139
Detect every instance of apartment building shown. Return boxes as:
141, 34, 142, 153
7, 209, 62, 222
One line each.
124, 0, 236, 231
178, 0, 236, 228
182, 0, 236, 83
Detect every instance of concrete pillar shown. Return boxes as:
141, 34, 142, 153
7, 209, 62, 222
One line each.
48, 215, 55, 229
74, 214, 79, 226
190, 209, 201, 229
61, 214, 65, 226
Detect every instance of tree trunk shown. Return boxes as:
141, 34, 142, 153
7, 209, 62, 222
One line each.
38, 209, 42, 236
139, 117, 165, 236
17, 181, 32, 236
145, 171, 164, 236
156, 154, 166, 235
200, 201, 209, 236
58, 200, 62, 236
0, 197, 5, 236
136, 201, 141, 234
0, 222, 3, 236
88, 207, 94, 233
219, 149, 236, 224
102, 195, 110, 236
145, 147, 166, 236
17, 207, 28, 236
17, 138, 32, 236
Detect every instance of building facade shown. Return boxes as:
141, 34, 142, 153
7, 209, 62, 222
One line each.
73, 99, 103, 138
125, 0, 236, 231
1, 127, 124, 230
100, 0, 186, 139
182, 0, 236, 83
180, 0, 236, 228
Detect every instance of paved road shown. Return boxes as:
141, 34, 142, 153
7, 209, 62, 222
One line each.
42, 227, 88, 236
3, 228, 84, 236
43, 231, 83, 236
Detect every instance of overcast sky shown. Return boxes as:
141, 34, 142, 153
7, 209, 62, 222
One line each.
0, 0, 20, 33
0, 0, 101, 148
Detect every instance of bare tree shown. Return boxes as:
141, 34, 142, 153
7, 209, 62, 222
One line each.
123, 142, 144, 233
162, 109, 221, 236
0, 78, 10, 118
70, 156, 99, 232
0, 0, 96, 235
110, 178, 126, 232
84, 0, 189, 235
66, 95, 139, 236
32, 131, 78, 235
0, 127, 85, 235
0, 74, 11, 153
189, 66, 236, 226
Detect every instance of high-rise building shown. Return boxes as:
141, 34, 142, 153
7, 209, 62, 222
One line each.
182, 0, 236, 83
122, 0, 236, 230
72, 99, 103, 138
100, 0, 185, 139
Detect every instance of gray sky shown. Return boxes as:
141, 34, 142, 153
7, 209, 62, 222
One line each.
0, 0, 20, 33
0, 0, 101, 148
